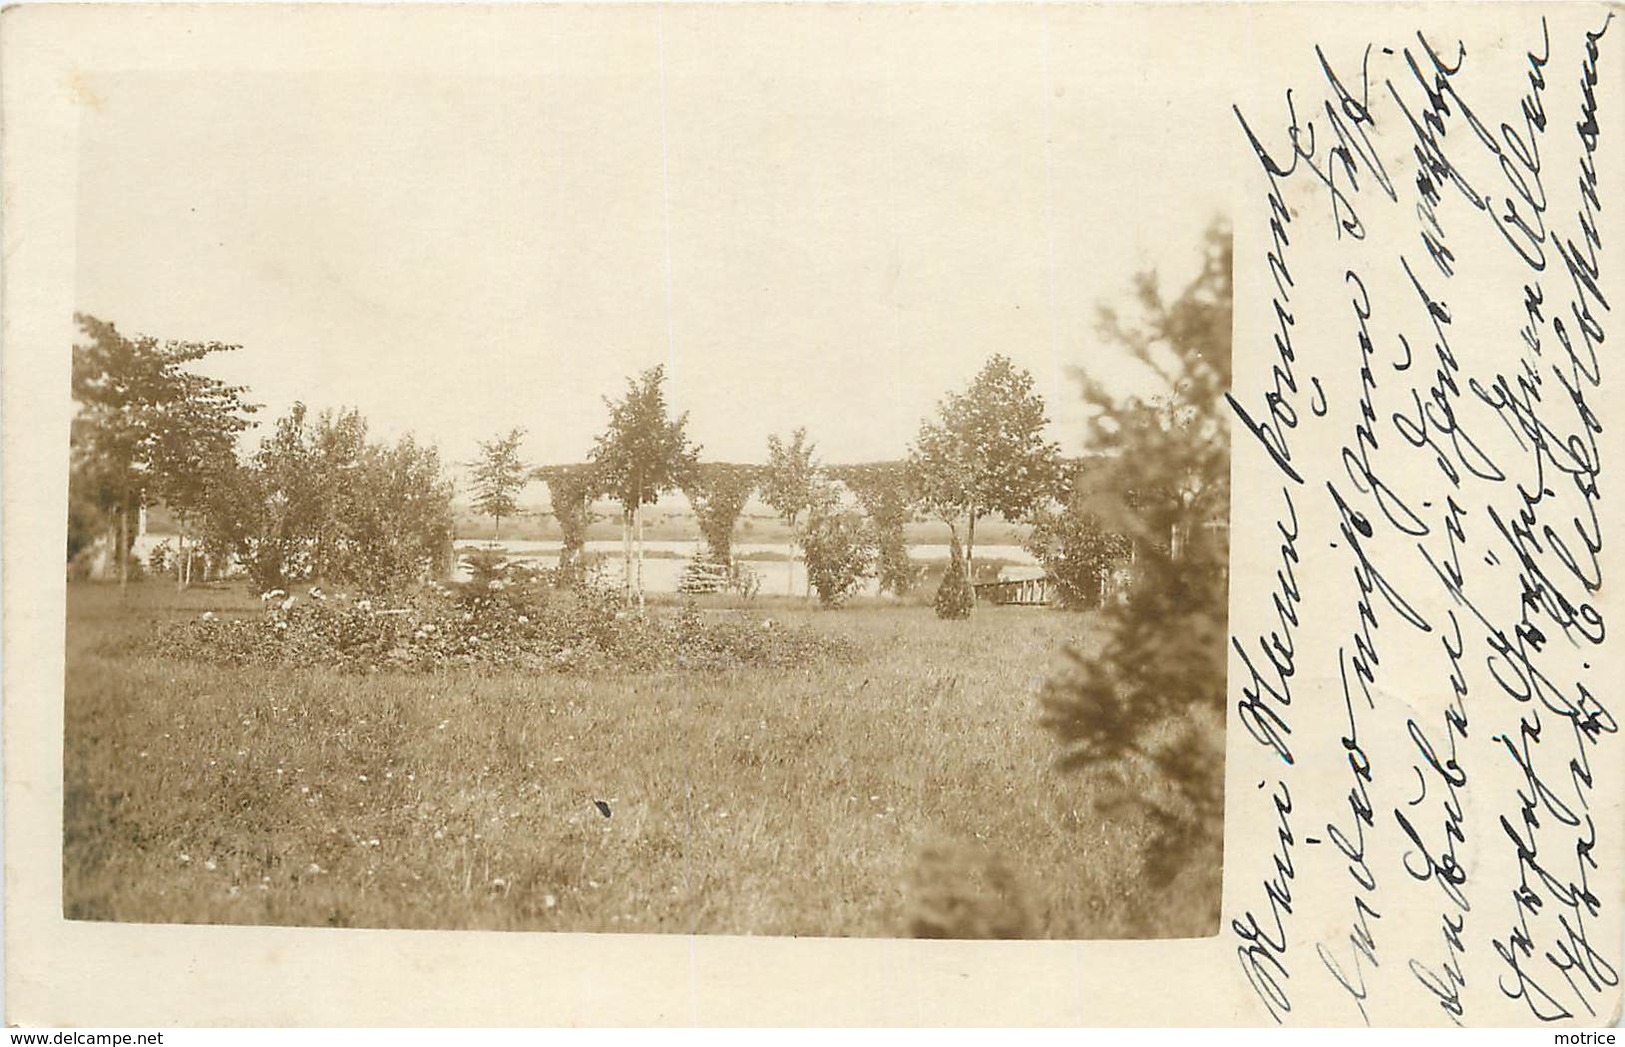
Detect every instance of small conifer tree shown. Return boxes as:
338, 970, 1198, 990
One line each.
933, 534, 974, 620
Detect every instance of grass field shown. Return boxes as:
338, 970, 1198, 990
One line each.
64, 582, 1220, 939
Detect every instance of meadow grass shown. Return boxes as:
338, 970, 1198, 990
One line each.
64, 582, 1219, 938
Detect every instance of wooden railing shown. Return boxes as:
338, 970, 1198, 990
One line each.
972, 575, 1055, 606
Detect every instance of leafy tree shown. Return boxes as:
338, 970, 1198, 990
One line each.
536, 464, 601, 577
1040, 220, 1231, 910
589, 366, 699, 604
1024, 457, 1133, 609
470, 428, 530, 542
69, 313, 257, 587
933, 533, 973, 620
219, 402, 453, 592
762, 427, 821, 596
219, 403, 321, 589
345, 433, 456, 594
683, 463, 761, 567
798, 480, 876, 607
833, 462, 918, 597
907, 354, 1060, 578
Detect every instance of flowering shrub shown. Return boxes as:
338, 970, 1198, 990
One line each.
152, 582, 851, 674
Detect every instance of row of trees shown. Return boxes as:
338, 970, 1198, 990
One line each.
70, 315, 454, 594
463, 352, 1068, 608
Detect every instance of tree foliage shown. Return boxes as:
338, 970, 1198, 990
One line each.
536, 464, 601, 574
589, 366, 699, 513
1039, 220, 1232, 896
907, 354, 1059, 568
1024, 458, 1133, 610
69, 313, 257, 580
683, 463, 762, 565
800, 484, 876, 607
933, 533, 974, 620
470, 428, 530, 542
763, 427, 823, 596
832, 462, 918, 596
762, 428, 820, 530
218, 403, 453, 593
589, 365, 698, 601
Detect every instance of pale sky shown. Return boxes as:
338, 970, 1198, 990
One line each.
74, 5, 1240, 487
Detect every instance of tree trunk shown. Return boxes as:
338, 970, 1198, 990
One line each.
176, 523, 187, 592
786, 514, 796, 596
635, 501, 646, 612
966, 510, 977, 587
117, 494, 129, 592
622, 508, 633, 605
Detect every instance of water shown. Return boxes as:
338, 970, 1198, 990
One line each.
453, 538, 1041, 594
128, 532, 1041, 595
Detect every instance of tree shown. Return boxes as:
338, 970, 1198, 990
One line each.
833, 462, 918, 597
800, 495, 877, 608
69, 313, 257, 588
907, 354, 1060, 580
536, 464, 601, 578
682, 463, 761, 567
218, 402, 322, 589
345, 434, 456, 594
1023, 457, 1133, 609
470, 428, 529, 543
218, 402, 454, 593
762, 427, 821, 596
588, 366, 699, 605
933, 533, 973, 620
1040, 220, 1231, 907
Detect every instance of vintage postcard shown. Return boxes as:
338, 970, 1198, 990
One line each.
2, 0, 1621, 1027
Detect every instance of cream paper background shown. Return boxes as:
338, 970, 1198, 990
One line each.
3, 2, 1621, 1027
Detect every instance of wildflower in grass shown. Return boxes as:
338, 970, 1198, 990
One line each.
199, 612, 217, 622
358, 774, 369, 782
178, 854, 191, 864
306, 863, 322, 874
204, 860, 217, 871
309, 586, 326, 600
357, 599, 373, 612
280, 596, 297, 611
543, 894, 557, 909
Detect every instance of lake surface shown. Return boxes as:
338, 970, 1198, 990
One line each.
129, 532, 1040, 595
453, 538, 1041, 594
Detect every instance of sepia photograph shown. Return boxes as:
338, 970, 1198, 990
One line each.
8, 0, 1623, 1028
56, 5, 1238, 943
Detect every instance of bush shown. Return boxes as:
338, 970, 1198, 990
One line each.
1024, 506, 1132, 609
151, 579, 853, 675
933, 535, 973, 620
801, 509, 876, 607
